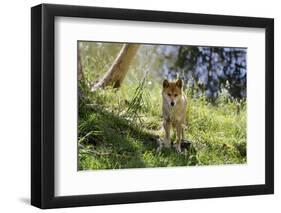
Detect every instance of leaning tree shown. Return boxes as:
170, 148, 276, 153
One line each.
90, 44, 140, 91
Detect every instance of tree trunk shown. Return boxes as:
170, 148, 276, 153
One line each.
91, 44, 140, 91
78, 50, 84, 82
78, 47, 86, 98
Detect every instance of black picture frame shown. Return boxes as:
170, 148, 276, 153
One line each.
31, 3, 274, 209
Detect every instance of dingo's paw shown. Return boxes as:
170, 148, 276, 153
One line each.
176, 143, 182, 153
163, 138, 171, 148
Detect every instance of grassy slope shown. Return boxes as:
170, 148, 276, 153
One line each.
78, 83, 246, 170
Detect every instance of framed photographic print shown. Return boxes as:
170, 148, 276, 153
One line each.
31, 3, 274, 209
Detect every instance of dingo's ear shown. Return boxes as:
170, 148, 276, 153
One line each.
176, 79, 182, 89
163, 79, 169, 88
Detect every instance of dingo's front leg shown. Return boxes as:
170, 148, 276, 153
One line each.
163, 120, 171, 148
176, 125, 182, 153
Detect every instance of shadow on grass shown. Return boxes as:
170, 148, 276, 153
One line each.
78, 104, 162, 169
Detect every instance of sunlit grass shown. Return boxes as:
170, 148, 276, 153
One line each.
78, 81, 246, 170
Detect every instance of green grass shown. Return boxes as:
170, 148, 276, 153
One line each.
78, 82, 246, 170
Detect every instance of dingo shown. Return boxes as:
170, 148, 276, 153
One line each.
160, 79, 187, 152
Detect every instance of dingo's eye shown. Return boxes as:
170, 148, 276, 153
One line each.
174, 94, 178, 97
168, 93, 171, 97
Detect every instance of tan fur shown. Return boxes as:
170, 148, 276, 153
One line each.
161, 79, 187, 152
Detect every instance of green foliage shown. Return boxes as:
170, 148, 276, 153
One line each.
78, 42, 246, 170
78, 83, 246, 170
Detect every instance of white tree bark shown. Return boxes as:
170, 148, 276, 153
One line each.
91, 44, 140, 91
